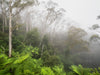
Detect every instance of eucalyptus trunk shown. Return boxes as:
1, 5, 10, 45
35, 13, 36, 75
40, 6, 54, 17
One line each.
9, 0, 12, 57
2, 0, 4, 32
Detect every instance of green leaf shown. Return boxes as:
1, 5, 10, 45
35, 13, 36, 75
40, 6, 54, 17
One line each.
14, 54, 29, 64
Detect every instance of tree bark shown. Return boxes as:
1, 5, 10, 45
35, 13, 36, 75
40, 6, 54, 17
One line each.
9, 0, 12, 57
5, 14, 7, 27
41, 44, 44, 57
2, 0, 4, 32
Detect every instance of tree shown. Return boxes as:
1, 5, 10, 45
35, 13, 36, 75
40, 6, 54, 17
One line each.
90, 34, 100, 42
8, 0, 36, 57
39, 0, 66, 55
9, 0, 12, 57
60, 26, 89, 70
0, 0, 8, 32
25, 28, 40, 47
67, 26, 88, 53
97, 15, 100, 19
91, 24, 100, 30
20, 1, 66, 56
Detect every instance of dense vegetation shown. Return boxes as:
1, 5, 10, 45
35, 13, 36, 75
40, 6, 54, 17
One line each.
0, 30, 100, 75
0, 0, 100, 75
1, 27, 100, 75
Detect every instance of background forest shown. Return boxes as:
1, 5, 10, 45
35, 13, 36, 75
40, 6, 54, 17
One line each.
0, 0, 100, 75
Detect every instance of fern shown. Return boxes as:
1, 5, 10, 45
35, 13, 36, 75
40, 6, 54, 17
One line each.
0, 47, 66, 75
14, 54, 29, 64
52, 65, 66, 75
41, 67, 55, 75
90, 68, 100, 75
70, 65, 90, 75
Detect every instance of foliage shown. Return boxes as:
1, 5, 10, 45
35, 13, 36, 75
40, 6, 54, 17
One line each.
67, 26, 89, 52
41, 67, 55, 75
91, 24, 100, 30
0, 31, 8, 54
42, 50, 61, 67
66, 65, 100, 75
0, 0, 100, 74
25, 28, 40, 47
90, 68, 100, 75
90, 34, 100, 42
0, 46, 66, 75
52, 65, 66, 75
70, 65, 91, 75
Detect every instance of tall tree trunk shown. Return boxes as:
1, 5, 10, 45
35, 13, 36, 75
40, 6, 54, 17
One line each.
5, 14, 7, 31
2, 15, 4, 32
41, 44, 44, 57
5, 14, 7, 27
2, 0, 4, 32
9, 0, 12, 57
26, 24, 28, 32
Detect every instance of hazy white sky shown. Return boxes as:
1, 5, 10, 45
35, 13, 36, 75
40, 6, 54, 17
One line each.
54, 0, 100, 26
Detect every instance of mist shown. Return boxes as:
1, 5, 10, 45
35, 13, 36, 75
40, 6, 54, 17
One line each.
0, 0, 100, 75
